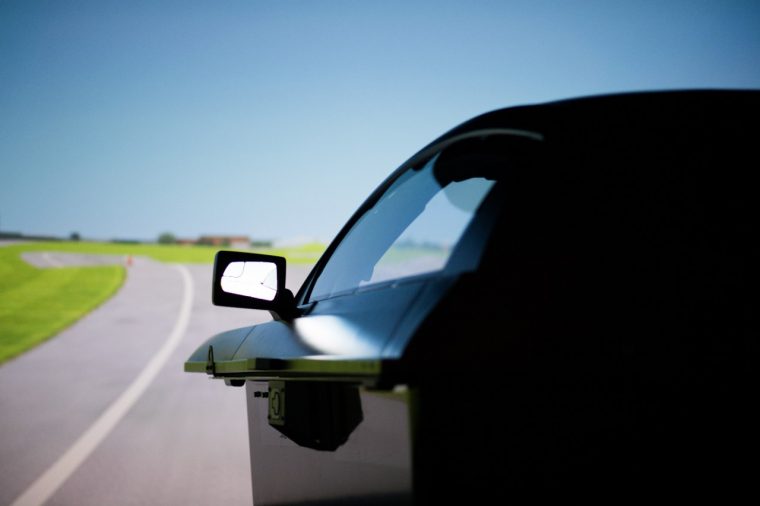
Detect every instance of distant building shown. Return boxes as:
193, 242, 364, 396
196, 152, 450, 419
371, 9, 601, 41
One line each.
197, 235, 251, 249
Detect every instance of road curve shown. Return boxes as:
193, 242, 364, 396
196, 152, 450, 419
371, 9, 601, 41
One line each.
0, 254, 312, 505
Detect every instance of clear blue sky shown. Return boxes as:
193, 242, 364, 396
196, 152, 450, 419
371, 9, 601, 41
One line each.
2, 0, 759, 243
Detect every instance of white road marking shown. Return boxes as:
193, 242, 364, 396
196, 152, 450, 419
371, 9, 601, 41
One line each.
41, 252, 63, 268
9, 265, 194, 506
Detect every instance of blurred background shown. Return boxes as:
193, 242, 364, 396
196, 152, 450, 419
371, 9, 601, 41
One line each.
1, 2, 760, 505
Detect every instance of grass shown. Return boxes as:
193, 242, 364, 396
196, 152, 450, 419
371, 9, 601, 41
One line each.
3, 240, 326, 264
0, 240, 326, 364
0, 244, 125, 364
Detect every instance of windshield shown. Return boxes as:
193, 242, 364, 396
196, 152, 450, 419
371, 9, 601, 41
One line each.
309, 153, 496, 300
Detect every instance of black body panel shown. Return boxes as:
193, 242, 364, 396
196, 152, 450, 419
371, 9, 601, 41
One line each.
187, 91, 760, 498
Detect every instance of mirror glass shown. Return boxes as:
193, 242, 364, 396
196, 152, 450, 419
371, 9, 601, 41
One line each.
220, 261, 278, 301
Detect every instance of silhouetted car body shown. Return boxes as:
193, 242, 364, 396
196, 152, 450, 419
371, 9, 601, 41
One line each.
186, 91, 759, 501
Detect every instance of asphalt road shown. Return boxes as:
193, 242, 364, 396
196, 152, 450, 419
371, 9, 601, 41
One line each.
0, 253, 312, 506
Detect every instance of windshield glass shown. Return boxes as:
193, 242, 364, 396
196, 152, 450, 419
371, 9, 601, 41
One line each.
309, 153, 495, 300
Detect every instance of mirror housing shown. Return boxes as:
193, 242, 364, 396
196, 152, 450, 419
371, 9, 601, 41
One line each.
212, 251, 296, 320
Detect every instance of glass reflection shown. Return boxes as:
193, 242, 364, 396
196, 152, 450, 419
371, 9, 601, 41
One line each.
310, 153, 495, 300
221, 261, 278, 301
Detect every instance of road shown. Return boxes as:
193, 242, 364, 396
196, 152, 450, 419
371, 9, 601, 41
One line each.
0, 253, 312, 506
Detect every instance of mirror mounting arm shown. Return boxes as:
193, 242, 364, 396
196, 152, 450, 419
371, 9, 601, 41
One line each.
269, 288, 297, 321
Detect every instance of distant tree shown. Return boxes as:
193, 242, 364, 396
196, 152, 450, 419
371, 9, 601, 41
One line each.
70, 231, 81, 241
158, 232, 176, 244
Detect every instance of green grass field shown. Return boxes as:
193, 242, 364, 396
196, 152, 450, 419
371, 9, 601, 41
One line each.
0, 240, 325, 364
3, 240, 326, 264
0, 245, 125, 364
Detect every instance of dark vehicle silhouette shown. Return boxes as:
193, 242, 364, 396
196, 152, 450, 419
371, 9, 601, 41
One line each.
186, 91, 758, 501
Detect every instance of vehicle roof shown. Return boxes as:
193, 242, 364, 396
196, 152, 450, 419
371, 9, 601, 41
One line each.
428, 89, 760, 148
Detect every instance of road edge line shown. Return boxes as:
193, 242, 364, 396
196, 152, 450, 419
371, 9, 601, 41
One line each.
9, 264, 194, 506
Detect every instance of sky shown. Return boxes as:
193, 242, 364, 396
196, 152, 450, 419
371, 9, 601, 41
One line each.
2, 0, 759, 244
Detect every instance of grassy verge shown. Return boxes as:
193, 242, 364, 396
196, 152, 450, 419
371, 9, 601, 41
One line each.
0, 245, 125, 364
0, 240, 326, 364
6, 240, 326, 264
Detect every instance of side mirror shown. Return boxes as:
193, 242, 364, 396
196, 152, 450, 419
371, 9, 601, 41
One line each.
212, 251, 295, 320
